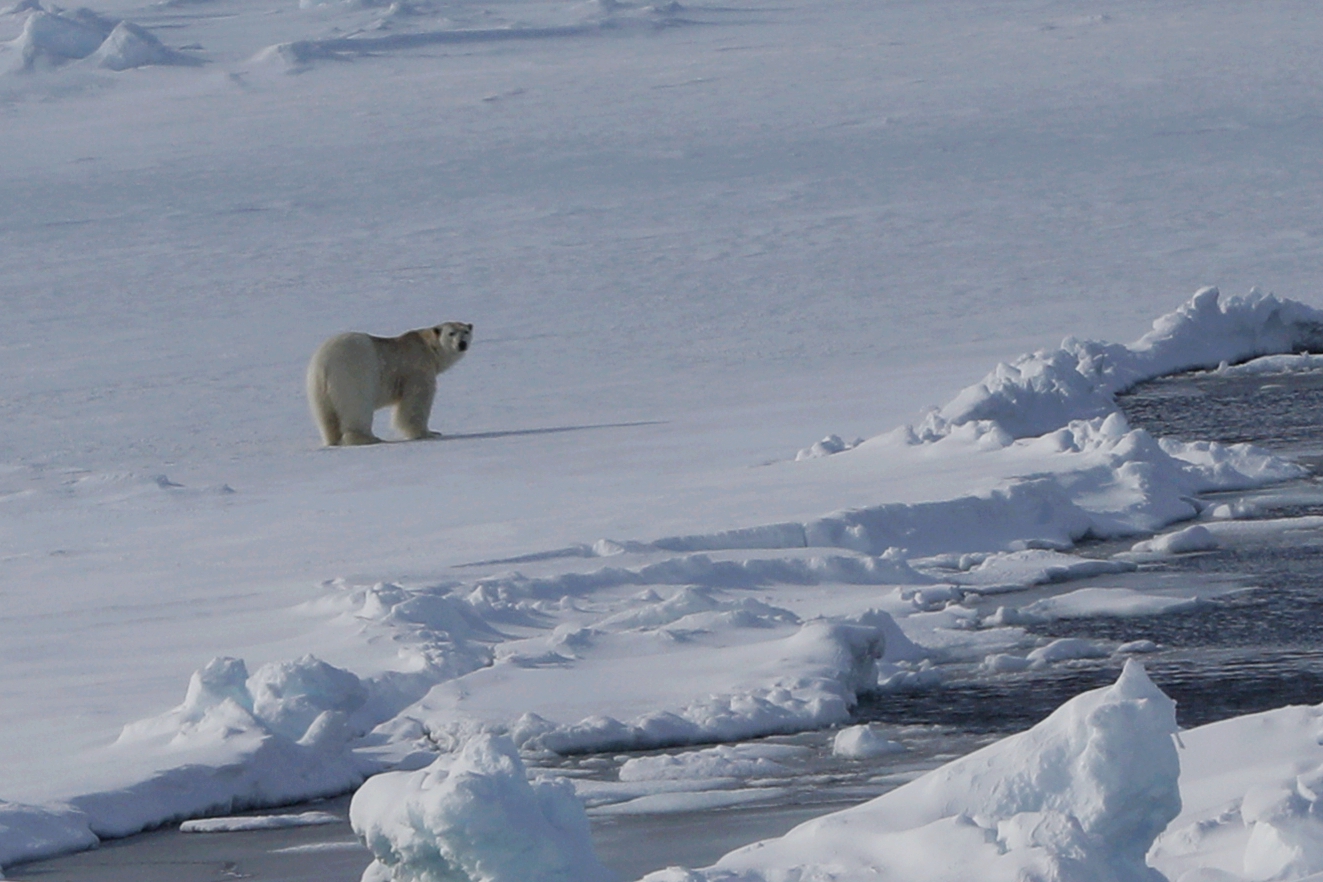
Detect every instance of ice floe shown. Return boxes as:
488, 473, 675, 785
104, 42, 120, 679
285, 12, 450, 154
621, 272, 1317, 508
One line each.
643, 662, 1181, 882
179, 810, 341, 832
350, 733, 613, 882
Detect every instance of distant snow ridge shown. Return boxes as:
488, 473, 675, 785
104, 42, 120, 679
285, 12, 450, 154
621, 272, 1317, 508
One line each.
5, 4, 201, 71
920, 287, 1323, 441
350, 733, 613, 882
647, 661, 1181, 882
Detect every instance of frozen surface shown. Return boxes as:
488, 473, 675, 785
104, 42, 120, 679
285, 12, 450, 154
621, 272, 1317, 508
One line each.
6, 0, 1323, 876
179, 811, 342, 833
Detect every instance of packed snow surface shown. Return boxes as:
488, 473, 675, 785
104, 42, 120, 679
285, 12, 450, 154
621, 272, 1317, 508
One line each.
6, 0, 1323, 877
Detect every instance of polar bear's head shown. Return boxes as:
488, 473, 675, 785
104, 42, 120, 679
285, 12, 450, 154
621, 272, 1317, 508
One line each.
429, 322, 473, 355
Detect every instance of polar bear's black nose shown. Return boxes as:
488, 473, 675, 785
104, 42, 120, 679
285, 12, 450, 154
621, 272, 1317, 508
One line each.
459, 341, 468, 351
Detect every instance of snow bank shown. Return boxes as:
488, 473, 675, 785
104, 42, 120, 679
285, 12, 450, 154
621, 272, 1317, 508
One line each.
925, 287, 1323, 441
647, 661, 1181, 882
349, 733, 612, 882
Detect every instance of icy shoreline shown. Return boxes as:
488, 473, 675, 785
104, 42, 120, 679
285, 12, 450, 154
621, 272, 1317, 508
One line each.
5, 289, 1323, 876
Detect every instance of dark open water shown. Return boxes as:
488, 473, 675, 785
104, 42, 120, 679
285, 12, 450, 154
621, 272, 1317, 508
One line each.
860, 366, 1323, 732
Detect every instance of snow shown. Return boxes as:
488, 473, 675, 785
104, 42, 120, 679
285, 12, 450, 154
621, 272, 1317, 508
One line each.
1151, 705, 1323, 882
1021, 588, 1202, 620
645, 662, 1182, 882
7, 0, 1323, 876
832, 725, 905, 760
1132, 525, 1221, 556
179, 810, 341, 832
349, 733, 613, 882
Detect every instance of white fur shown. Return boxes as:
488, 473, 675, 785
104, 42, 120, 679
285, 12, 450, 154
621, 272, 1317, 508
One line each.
306, 322, 472, 446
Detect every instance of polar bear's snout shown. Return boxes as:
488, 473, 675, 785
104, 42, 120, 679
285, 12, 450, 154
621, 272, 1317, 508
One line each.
459, 340, 469, 351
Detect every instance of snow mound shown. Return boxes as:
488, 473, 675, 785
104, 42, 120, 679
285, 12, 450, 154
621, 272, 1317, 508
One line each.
7, 9, 197, 71
832, 724, 906, 759
89, 21, 202, 70
10, 8, 111, 68
180, 810, 341, 832
349, 733, 613, 882
651, 661, 1181, 882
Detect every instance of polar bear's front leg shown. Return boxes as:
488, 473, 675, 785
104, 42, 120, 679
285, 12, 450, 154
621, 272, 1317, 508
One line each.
394, 377, 439, 440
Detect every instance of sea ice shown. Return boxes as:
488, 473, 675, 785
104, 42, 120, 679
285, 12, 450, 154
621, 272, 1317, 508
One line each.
646, 661, 1181, 882
179, 811, 341, 832
831, 724, 905, 759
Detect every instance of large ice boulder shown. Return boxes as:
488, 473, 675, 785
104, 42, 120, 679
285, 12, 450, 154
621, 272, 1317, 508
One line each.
647, 660, 1181, 882
350, 733, 614, 882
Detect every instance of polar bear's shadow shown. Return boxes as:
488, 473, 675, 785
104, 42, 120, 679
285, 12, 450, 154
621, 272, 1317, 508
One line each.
435, 420, 665, 442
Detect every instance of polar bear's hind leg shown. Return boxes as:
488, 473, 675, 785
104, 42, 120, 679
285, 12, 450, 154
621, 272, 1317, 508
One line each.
309, 388, 343, 446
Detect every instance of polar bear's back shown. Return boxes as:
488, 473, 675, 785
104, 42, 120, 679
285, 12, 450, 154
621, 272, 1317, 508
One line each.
307, 332, 384, 407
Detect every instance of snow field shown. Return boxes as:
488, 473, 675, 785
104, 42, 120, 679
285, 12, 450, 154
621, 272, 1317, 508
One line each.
7, 0, 1323, 875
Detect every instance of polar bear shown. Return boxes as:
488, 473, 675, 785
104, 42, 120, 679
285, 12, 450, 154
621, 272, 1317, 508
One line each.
306, 322, 473, 446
